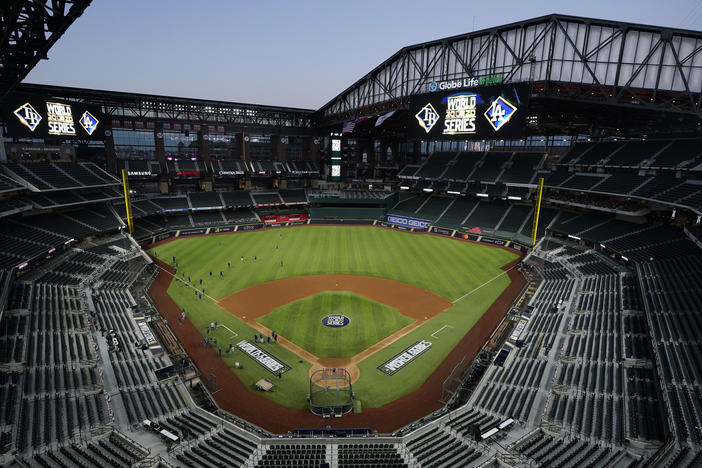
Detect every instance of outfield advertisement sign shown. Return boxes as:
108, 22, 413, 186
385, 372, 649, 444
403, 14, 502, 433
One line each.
385, 214, 431, 229
262, 213, 308, 224
378, 340, 432, 376
237, 224, 263, 231
236, 340, 291, 375
178, 229, 207, 237
479, 237, 508, 247
431, 227, 454, 236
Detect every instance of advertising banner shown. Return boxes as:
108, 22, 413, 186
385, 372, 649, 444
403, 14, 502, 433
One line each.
178, 229, 207, 237
261, 213, 308, 224
385, 214, 431, 229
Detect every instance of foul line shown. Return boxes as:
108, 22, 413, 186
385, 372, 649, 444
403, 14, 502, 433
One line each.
220, 324, 238, 338
452, 264, 519, 304
431, 325, 454, 338
155, 263, 219, 303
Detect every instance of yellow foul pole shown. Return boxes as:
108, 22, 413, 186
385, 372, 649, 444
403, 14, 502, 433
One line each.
121, 169, 134, 235
531, 177, 544, 247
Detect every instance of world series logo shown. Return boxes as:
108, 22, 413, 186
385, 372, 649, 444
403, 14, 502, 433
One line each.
321, 314, 350, 328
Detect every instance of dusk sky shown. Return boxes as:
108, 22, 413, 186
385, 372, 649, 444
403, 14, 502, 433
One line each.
24, 0, 702, 109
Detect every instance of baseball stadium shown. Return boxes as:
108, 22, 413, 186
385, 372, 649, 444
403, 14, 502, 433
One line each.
1, 2, 702, 467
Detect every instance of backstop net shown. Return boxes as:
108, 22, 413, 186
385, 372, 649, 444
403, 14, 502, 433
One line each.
309, 368, 354, 417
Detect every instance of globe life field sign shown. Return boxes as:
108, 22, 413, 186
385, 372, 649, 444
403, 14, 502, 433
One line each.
408, 83, 529, 140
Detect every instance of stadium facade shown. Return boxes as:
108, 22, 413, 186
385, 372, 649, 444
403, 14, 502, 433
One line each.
0, 5, 702, 467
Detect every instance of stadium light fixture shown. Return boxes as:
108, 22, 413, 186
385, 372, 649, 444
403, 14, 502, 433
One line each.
567, 234, 581, 240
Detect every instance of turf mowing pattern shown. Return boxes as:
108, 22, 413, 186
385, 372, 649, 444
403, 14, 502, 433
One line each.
150, 226, 517, 409
258, 291, 413, 359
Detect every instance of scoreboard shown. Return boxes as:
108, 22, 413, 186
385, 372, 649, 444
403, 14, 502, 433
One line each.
3, 93, 105, 140
408, 83, 529, 140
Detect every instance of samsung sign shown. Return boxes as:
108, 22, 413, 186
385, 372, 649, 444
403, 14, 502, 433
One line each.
386, 214, 431, 229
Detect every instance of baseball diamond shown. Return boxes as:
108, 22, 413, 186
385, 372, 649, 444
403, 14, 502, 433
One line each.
148, 225, 518, 413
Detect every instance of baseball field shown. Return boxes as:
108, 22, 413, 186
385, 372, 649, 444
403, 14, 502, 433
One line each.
148, 225, 518, 411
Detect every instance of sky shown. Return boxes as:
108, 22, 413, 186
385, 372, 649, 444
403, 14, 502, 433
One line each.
23, 0, 702, 110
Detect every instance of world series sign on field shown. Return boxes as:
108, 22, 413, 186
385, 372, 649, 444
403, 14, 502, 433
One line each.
378, 340, 432, 376
237, 340, 291, 375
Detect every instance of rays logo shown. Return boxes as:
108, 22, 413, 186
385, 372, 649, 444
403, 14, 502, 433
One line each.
79, 110, 100, 135
415, 103, 439, 133
428, 81, 438, 92
484, 96, 517, 131
13, 102, 42, 131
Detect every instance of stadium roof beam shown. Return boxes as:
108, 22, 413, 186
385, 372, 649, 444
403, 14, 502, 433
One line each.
0, 0, 92, 100
16, 83, 316, 134
317, 14, 702, 124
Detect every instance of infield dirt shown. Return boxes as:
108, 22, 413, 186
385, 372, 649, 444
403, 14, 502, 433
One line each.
217, 275, 453, 383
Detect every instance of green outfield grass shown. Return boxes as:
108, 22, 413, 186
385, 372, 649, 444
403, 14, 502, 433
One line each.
149, 226, 518, 409
258, 291, 413, 359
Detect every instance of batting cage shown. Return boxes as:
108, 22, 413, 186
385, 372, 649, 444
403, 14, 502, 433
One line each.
308, 368, 354, 417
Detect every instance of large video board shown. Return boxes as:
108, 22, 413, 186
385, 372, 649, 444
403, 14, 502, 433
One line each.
408, 83, 529, 140
3, 94, 105, 140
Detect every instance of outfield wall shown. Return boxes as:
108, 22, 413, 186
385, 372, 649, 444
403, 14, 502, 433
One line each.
137, 217, 530, 253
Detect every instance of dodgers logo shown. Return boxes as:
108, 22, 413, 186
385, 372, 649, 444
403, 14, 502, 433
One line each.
484, 96, 517, 131
80, 110, 100, 135
322, 314, 350, 328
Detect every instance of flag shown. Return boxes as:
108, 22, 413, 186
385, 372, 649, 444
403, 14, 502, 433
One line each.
342, 121, 356, 133
375, 110, 396, 127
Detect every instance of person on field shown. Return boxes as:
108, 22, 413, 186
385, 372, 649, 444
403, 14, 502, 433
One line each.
219, 271, 223, 278
281, 260, 283, 267
199, 279, 202, 285
241, 255, 243, 262
267, 335, 270, 344
209, 271, 212, 277
254, 255, 257, 261
227, 262, 230, 268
